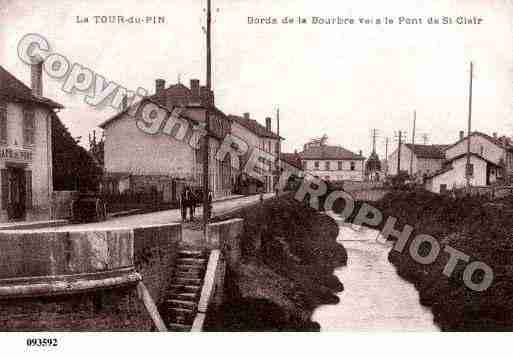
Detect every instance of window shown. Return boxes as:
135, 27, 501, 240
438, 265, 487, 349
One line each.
314, 161, 319, 169
350, 161, 355, 171
338, 161, 343, 170
466, 163, 474, 177
325, 161, 330, 170
0, 102, 6, 143
23, 108, 35, 146
268, 141, 271, 152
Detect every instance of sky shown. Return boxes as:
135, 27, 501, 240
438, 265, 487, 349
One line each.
1, 0, 513, 160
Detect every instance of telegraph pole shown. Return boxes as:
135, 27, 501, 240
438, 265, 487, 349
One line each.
466, 61, 473, 189
203, 0, 212, 234
410, 110, 416, 176
275, 107, 280, 197
396, 131, 403, 176
385, 137, 389, 176
371, 129, 378, 154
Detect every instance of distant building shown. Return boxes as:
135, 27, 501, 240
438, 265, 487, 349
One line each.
387, 143, 447, 179
445, 131, 513, 178
0, 64, 62, 221
425, 131, 513, 193
100, 78, 232, 199
299, 136, 365, 181
228, 113, 281, 193
279, 152, 303, 176
425, 153, 502, 193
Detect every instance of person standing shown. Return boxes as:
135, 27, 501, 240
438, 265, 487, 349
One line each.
189, 187, 196, 221
180, 186, 189, 222
207, 190, 213, 219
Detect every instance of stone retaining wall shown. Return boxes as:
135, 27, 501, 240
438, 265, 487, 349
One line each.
0, 222, 181, 331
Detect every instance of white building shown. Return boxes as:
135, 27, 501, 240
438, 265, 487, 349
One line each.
299, 138, 365, 181
0, 64, 61, 221
425, 153, 501, 193
425, 131, 513, 193
100, 79, 232, 199
387, 143, 447, 180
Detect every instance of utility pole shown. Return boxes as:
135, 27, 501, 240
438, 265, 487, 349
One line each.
466, 61, 473, 189
276, 107, 280, 197
396, 130, 403, 176
385, 137, 389, 176
203, 0, 212, 235
371, 129, 378, 154
410, 110, 416, 177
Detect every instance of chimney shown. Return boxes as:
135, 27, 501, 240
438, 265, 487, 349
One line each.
243, 112, 250, 120
190, 79, 200, 99
200, 86, 214, 106
31, 60, 43, 97
493, 132, 498, 138
122, 95, 128, 111
459, 131, 464, 141
359, 150, 362, 156
265, 117, 271, 131
155, 79, 165, 94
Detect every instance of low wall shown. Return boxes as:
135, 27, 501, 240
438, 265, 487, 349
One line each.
206, 218, 243, 270
0, 222, 182, 331
133, 223, 181, 305
192, 219, 243, 331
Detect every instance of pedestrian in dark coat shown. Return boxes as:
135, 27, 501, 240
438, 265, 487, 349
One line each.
207, 190, 213, 219
189, 188, 196, 220
180, 186, 189, 221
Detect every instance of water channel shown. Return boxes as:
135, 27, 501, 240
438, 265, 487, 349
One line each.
312, 218, 439, 331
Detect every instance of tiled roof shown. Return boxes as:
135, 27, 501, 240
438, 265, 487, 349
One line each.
100, 81, 228, 129
404, 144, 447, 159
444, 131, 513, 152
280, 152, 303, 170
426, 152, 501, 179
299, 145, 364, 160
0, 65, 63, 109
228, 114, 281, 139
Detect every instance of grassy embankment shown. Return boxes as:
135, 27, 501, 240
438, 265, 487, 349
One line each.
367, 189, 513, 331
207, 193, 347, 331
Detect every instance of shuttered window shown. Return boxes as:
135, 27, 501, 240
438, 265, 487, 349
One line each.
25, 170, 32, 209
0, 102, 6, 143
1, 169, 8, 210
23, 108, 35, 146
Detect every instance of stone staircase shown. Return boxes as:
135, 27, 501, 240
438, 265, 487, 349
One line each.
161, 249, 208, 331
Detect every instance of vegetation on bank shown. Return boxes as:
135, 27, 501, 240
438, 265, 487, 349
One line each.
370, 189, 513, 331
207, 194, 347, 331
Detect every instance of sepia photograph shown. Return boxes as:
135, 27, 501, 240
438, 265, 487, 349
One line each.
0, 0, 512, 357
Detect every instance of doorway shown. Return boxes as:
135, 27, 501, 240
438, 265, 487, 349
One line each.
5, 166, 26, 220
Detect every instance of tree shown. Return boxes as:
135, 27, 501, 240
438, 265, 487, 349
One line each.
52, 114, 102, 191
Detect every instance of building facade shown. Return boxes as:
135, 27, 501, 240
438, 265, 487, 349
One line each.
299, 138, 365, 181
100, 79, 232, 199
445, 131, 513, 177
425, 153, 501, 193
0, 64, 61, 222
228, 113, 281, 193
425, 131, 513, 193
387, 143, 446, 180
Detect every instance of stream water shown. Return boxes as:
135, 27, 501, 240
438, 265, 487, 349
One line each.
312, 219, 439, 331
